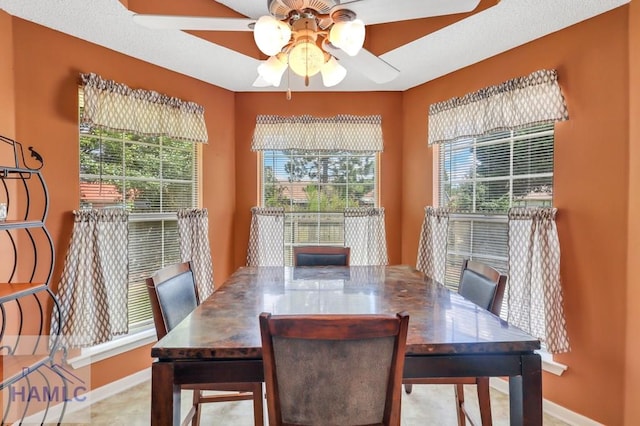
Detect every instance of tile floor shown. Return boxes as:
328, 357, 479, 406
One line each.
58, 380, 570, 425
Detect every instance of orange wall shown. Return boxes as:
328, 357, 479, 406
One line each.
0, 11, 14, 138
2, 4, 639, 424
402, 8, 630, 425
625, 0, 640, 424
0, 11, 15, 281
233, 92, 404, 269
6, 16, 236, 389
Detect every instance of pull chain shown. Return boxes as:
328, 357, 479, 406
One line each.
304, 20, 310, 87
286, 58, 292, 100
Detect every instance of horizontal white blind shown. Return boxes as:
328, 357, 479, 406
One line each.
127, 217, 182, 326
261, 150, 377, 265
79, 101, 199, 328
438, 124, 554, 295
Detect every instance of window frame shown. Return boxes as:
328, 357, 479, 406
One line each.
258, 150, 380, 265
78, 97, 201, 347
435, 124, 554, 291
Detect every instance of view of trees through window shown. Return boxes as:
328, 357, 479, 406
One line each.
263, 150, 376, 210
80, 130, 196, 212
261, 149, 377, 264
438, 124, 554, 289
79, 125, 198, 329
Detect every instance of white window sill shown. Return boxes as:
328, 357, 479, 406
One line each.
67, 328, 157, 369
538, 350, 568, 376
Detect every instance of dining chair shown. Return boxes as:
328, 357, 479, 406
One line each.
259, 311, 410, 426
292, 245, 351, 266
404, 259, 507, 426
146, 262, 264, 426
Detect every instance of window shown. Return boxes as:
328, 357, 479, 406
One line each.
261, 149, 377, 265
79, 94, 199, 331
437, 123, 554, 289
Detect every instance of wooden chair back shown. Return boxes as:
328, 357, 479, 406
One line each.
146, 262, 265, 426
259, 311, 409, 426
404, 259, 508, 426
458, 259, 507, 316
293, 245, 351, 267
146, 262, 198, 340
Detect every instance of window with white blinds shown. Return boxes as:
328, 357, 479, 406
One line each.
79, 100, 199, 330
437, 124, 554, 289
261, 149, 377, 265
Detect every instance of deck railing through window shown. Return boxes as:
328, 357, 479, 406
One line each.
284, 212, 345, 266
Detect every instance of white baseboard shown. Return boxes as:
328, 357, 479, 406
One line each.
490, 378, 604, 426
21, 368, 151, 424
81, 367, 151, 407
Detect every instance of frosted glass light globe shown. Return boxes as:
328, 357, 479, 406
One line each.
254, 16, 292, 56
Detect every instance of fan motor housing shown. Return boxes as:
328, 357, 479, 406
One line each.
267, 0, 338, 19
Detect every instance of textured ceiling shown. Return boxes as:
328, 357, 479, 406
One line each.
0, 0, 630, 92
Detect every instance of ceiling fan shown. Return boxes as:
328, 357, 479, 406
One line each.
132, 0, 481, 88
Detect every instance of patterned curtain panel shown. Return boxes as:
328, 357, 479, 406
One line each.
428, 69, 569, 145
80, 73, 208, 143
344, 207, 388, 266
507, 207, 570, 353
252, 115, 383, 152
416, 207, 449, 283
177, 208, 214, 300
247, 207, 285, 267
51, 209, 129, 348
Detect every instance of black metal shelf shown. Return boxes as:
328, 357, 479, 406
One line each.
0, 282, 48, 303
0, 136, 65, 424
0, 166, 39, 176
0, 220, 44, 230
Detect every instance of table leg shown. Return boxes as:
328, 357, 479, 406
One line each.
151, 361, 181, 426
509, 353, 542, 426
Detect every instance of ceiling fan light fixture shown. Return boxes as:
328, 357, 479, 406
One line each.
257, 54, 288, 86
288, 41, 325, 78
249, 2, 372, 88
320, 57, 347, 87
254, 15, 292, 56
329, 19, 365, 56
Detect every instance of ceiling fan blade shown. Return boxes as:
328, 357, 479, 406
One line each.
324, 45, 400, 84
213, 1, 270, 20
334, 0, 481, 25
252, 75, 273, 87
132, 14, 255, 31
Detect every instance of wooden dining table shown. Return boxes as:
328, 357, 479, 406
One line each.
150, 265, 542, 425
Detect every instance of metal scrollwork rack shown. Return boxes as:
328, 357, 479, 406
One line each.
0, 135, 66, 425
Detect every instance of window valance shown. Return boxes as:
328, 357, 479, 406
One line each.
252, 114, 383, 152
428, 69, 568, 145
80, 73, 208, 143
